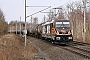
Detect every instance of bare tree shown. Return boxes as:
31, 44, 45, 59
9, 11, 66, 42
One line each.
46, 9, 56, 21
57, 8, 65, 20
66, 1, 84, 40
33, 17, 38, 24
0, 8, 8, 34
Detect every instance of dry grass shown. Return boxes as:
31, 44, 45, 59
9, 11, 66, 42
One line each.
0, 33, 38, 60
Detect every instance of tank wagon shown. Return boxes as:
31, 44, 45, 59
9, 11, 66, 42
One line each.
27, 24, 42, 38
28, 19, 73, 44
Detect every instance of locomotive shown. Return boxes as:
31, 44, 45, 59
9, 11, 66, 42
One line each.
27, 19, 73, 44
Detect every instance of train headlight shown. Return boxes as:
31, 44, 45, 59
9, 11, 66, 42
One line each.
68, 37, 72, 39
56, 37, 61, 40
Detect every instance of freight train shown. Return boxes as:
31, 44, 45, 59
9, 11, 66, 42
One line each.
27, 19, 73, 44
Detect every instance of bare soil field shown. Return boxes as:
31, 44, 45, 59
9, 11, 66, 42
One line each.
0, 33, 38, 60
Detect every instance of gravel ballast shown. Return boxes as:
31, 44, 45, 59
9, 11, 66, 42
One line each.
28, 36, 89, 60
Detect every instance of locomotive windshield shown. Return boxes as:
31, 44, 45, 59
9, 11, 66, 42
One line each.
56, 22, 70, 28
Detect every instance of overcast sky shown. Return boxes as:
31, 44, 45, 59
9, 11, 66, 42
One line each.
0, 0, 80, 24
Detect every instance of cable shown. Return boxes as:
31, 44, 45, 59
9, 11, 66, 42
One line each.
26, 6, 51, 18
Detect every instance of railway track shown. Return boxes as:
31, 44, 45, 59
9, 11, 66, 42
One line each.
35, 38, 90, 59
58, 42, 90, 59
26, 36, 89, 60
27, 36, 90, 59
67, 41, 90, 46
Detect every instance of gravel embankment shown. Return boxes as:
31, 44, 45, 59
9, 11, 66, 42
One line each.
28, 36, 89, 60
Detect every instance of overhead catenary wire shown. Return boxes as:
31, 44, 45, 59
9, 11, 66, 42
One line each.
26, 6, 51, 7
26, 0, 71, 19
26, 6, 51, 18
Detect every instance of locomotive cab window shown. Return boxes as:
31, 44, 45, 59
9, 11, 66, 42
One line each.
63, 22, 70, 27
56, 22, 70, 28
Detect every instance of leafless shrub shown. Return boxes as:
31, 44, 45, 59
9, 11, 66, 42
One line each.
0, 8, 8, 35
